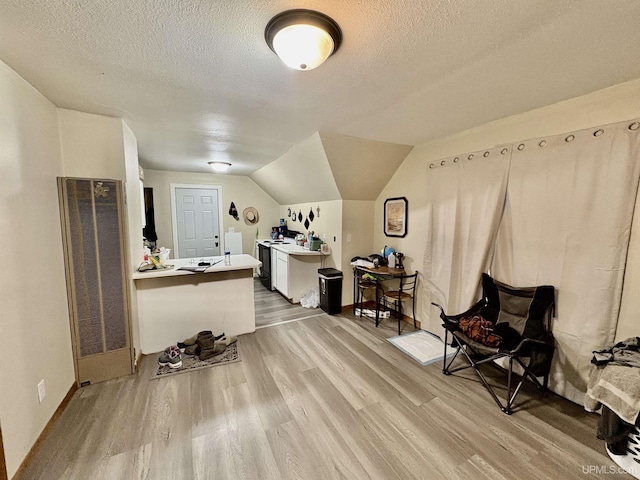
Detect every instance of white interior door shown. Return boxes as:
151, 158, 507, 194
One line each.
172, 185, 222, 258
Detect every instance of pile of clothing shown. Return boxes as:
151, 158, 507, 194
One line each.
158, 330, 237, 369
585, 337, 640, 478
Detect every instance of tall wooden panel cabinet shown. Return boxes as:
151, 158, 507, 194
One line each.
57, 178, 134, 386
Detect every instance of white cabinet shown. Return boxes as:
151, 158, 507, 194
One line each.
276, 250, 289, 297
274, 248, 321, 303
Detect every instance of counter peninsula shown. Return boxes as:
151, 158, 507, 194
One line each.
133, 254, 261, 354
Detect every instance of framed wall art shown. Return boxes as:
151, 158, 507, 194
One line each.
384, 197, 408, 237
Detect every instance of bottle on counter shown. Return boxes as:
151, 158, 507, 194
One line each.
224, 250, 231, 266
388, 252, 396, 268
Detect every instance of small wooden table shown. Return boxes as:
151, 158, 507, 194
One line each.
352, 264, 405, 325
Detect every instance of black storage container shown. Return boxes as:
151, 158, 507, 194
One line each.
318, 268, 343, 315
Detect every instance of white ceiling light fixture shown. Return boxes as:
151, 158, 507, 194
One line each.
265, 9, 342, 71
208, 161, 231, 172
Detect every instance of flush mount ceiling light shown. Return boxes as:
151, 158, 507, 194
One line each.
265, 9, 342, 71
208, 161, 231, 172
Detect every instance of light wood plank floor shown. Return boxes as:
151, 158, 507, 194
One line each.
21, 303, 629, 479
254, 278, 315, 328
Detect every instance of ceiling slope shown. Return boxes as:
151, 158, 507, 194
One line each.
250, 132, 411, 204
320, 133, 412, 201
250, 132, 340, 205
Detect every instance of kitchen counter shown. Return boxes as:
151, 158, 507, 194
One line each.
133, 254, 261, 354
272, 243, 324, 256
256, 238, 325, 256
254, 238, 328, 302
132, 254, 261, 280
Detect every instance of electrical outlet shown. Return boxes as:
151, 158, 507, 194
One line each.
37, 379, 46, 403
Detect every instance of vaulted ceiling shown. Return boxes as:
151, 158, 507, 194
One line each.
250, 132, 412, 204
1, 1, 639, 176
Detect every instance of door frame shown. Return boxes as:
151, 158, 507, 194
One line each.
170, 184, 224, 259
0, 421, 7, 480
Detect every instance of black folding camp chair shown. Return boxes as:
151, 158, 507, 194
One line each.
432, 273, 555, 414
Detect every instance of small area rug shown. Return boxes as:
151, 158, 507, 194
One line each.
151, 342, 240, 380
388, 330, 453, 366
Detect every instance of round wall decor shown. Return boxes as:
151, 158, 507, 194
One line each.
243, 207, 259, 225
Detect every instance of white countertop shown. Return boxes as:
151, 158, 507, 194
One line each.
271, 243, 325, 256
132, 254, 261, 280
255, 237, 324, 256
256, 238, 293, 247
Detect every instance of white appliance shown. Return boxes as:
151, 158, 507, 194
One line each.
224, 231, 243, 254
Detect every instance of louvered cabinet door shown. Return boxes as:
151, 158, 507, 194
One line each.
58, 178, 133, 385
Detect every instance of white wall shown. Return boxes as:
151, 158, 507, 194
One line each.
374, 78, 640, 342
279, 201, 342, 248
279, 199, 342, 266
341, 200, 375, 306
122, 122, 143, 362
0, 60, 75, 478
278, 200, 343, 306
58, 110, 143, 362
143, 169, 281, 257
58, 109, 126, 180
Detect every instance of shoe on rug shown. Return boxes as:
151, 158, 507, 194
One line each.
184, 343, 200, 356
158, 348, 182, 369
199, 343, 226, 361
215, 336, 237, 347
178, 331, 225, 349
178, 330, 219, 348
199, 331, 225, 342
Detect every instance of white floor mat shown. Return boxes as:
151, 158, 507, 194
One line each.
388, 330, 452, 366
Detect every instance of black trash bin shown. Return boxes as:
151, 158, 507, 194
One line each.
318, 268, 343, 315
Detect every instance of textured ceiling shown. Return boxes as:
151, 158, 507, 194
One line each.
1, 0, 639, 176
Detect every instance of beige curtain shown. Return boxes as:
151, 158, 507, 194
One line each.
491, 120, 640, 404
422, 146, 511, 335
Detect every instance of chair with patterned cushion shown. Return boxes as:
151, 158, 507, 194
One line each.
432, 273, 556, 414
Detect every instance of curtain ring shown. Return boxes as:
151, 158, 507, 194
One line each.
593, 129, 604, 137
440, 160, 446, 166
565, 134, 575, 142
517, 143, 525, 151
483, 151, 490, 157
453, 157, 459, 163
467, 154, 474, 160
538, 140, 547, 147
629, 122, 640, 131
501, 148, 509, 155
429, 163, 435, 169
